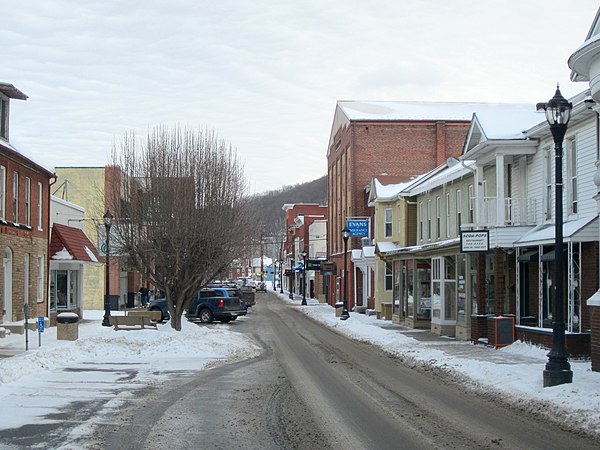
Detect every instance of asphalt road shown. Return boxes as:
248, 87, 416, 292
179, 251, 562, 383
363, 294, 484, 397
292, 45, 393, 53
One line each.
92, 291, 599, 450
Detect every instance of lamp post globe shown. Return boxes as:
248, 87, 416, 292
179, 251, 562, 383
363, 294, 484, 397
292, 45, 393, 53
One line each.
536, 85, 573, 387
101, 210, 113, 327
301, 250, 308, 305
340, 226, 351, 320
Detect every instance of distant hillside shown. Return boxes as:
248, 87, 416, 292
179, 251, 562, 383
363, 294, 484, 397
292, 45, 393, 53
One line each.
248, 175, 327, 237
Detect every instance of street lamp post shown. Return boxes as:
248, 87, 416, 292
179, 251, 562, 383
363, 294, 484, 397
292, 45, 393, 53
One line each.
341, 227, 350, 320
537, 85, 574, 387
289, 258, 294, 300
101, 210, 113, 327
301, 250, 308, 305
273, 260, 278, 291
279, 259, 284, 294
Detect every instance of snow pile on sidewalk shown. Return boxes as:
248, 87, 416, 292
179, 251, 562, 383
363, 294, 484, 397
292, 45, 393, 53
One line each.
0, 310, 261, 387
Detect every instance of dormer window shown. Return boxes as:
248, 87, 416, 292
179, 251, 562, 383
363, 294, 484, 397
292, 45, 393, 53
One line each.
0, 95, 8, 140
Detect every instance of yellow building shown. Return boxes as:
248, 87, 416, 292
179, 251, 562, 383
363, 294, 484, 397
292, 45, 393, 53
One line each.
53, 167, 106, 309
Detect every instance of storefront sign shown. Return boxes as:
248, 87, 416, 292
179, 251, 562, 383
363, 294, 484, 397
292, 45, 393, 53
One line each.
320, 261, 337, 275
460, 230, 489, 252
346, 219, 369, 237
306, 259, 322, 271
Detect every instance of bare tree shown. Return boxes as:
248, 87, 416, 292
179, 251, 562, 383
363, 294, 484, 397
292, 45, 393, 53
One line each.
110, 126, 249, 330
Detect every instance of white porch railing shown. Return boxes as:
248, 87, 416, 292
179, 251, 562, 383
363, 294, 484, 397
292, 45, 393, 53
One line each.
480, 197, 537, 227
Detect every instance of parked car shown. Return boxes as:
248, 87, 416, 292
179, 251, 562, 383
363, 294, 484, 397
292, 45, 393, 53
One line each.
239, 286, 256, 306
256, 282, 267, 292
186, 288, 243, 324
146, 298, 170, 323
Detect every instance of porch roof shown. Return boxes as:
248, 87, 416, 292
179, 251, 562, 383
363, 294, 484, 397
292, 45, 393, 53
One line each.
50, 224, 100, 264
513, 215, 598, 247
376, 238, 460, 257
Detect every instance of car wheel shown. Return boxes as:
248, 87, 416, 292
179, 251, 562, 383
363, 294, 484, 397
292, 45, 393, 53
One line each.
199, 308, 214, 323
151, 307, 164, 323
230, 316, 238, 321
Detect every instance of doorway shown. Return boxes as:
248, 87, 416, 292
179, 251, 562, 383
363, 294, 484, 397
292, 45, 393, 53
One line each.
3, 247, 13, 322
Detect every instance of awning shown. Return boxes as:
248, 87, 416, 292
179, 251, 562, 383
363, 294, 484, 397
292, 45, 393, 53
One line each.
50, 223, 100, 264
514, 216, 598, 247
541, 250, 555, 262
517, 250, 539, 262
376, 238, 460, 258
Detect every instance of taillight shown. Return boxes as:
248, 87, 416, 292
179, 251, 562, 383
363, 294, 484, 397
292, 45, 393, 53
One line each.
218, 299, 224, 308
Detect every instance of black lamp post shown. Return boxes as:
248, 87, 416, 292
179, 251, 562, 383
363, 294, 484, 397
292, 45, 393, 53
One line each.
101, 210, 113, 327
301, 250, 308, 305
279, 259, 284, 294
289, 257, 294, 300
341, 226, 350, 320
537, 85, 573, 387
273, 260, 278, 291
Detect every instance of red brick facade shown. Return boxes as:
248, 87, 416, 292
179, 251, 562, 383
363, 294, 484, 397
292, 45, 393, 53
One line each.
1, 143, 54, 323
327, 112, 470, 309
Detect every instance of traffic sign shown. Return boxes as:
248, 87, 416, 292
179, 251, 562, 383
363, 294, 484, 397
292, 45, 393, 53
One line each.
37, 316, 45, 333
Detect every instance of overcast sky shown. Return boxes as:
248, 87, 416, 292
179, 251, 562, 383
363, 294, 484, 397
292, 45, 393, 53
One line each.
2, 1, 598, 193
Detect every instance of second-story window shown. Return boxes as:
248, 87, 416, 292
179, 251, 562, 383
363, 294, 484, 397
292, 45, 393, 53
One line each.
418, 202, 423, 240
427, 199, 431, 240
468, 184, 474, 223
436, 196, 440, 239
37, 182, 43, 230
384, 207, 392, 238
545, 147, 552, 220
0, 165, 5, 220
25, 177, 31, 226
446, 193, 451, 237
568, 138, 578, 214
12, 171, 18, 223
456, 189, 462, 234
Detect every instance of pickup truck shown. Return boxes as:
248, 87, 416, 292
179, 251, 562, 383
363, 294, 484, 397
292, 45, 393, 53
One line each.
186, 288, 243, 324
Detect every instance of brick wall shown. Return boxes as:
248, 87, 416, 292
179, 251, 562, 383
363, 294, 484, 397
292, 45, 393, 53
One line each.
0, 230, 48, 321
327, 119, 471, 309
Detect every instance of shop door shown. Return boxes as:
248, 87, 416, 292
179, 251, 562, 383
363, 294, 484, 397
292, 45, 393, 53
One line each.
3, 247, 13, 321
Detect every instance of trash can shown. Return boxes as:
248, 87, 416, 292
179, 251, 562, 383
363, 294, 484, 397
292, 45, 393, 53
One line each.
335, 302, 344, 317
57, 312, 79, 341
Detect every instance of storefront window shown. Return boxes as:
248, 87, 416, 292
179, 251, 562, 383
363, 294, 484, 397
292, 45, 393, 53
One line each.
485, 253, 495, 314
50, 268, 79, 310
416, 261, 431, 320
405, 260, 414, 318
443, 256, 456, 321
432, 258, 441, 319
457, 254, 467, 325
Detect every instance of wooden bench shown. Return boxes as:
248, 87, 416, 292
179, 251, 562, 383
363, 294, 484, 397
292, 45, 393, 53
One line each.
109, 312, 158, 330
128, 310, 162, 321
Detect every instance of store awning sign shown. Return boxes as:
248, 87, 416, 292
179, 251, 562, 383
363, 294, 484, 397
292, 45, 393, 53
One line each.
460, 230, 489, 252
346, 219, 369, 237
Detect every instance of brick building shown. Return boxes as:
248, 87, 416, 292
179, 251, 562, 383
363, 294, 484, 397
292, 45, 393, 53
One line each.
282, 203, 327, 297
327, 101, 476, 310
1, 82, 54, 325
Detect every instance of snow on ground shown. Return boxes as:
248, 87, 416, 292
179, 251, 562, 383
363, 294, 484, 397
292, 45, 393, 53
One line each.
0, 296, 599, 438
279, 293, 600, 436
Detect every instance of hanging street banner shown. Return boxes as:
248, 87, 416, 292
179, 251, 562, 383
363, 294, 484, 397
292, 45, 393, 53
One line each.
346, 219, 369, 237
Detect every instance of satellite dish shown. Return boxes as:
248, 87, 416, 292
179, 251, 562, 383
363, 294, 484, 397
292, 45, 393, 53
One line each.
446, 157, 459, 168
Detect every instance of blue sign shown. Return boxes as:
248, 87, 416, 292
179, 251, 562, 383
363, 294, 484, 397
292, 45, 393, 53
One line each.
346, 219, 369, 237
37, 316, 45, 333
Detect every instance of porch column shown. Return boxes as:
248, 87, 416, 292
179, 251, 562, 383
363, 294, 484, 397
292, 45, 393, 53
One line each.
475, 164, 485, 224
496, 154, 505, 226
